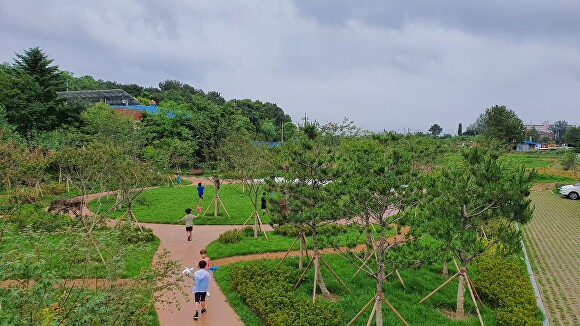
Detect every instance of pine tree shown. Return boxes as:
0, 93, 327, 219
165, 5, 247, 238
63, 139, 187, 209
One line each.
458, 123, 462, 136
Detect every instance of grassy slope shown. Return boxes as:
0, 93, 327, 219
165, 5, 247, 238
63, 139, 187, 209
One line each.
0, 224, 159, 279
207, 226, 393, 259
88, 184, 262, 225
215, 257, 495, 326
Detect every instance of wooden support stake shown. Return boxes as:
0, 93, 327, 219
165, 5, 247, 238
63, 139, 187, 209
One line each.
242, 212, 254, 226
465, 273, 485, 326
467, 274, 484, 307
383, 296, 410, 326
419, 271, 461, 303
201, 196, 216, 217
255, 212, 268, 239
353, 246, 377, 278
218, 196, 231, 218
366, 300, 377, 326
453, 258, 460, 271
348, 296, 376, 326
294, 256, 315, 289
320, 256, 351, 293
278, 235, 300, 267
395, 269, 405, 288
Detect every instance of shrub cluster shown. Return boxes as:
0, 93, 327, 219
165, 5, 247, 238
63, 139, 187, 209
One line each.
472, 254, 541, 326
230, 261, 342, 326
116, 222, 155, 243
273, 223, 347, 237
218, 228, 242, 244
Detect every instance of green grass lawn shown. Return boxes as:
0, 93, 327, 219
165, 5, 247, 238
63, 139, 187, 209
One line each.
215, 257, 496, 326
207, 225, 393, 259
88, 184, 263, 225
0, 223, 159, 279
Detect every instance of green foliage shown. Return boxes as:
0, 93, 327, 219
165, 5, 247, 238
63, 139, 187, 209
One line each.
429, 123, 443, 136
218, 228, 242, 244
560, 151, 579, 171
116, 222, 155, 244
564, 126, 580, 151
229, 261, 342, 326
472, 254, 541, 326
273, 223, 347, 237
478, 105, 525, 144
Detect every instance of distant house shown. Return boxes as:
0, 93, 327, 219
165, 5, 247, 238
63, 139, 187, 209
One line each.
516, 141, 541, 151
57, 89, 158, 120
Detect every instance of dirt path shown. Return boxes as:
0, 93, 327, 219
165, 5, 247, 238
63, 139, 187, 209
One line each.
144, 223, 246, 326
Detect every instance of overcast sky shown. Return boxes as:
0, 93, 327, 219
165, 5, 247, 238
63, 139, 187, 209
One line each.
1, 1, 579, 133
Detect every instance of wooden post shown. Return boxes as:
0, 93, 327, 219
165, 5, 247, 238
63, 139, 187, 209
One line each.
419, 271, 461, 303
465, 273, 485, 326
278, 235, 300, 267
383, 296, 410, 326
396, 269, 405, 288
294, 256, 314, 289
214, 194, 219, 217
320, 256, 351, 293
348, 296, 376, 326
218, 196, 231, 218
366, 300, 377, 326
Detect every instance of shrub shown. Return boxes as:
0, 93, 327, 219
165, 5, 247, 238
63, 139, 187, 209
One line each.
43, 183, 67, 195
230, 261, 342, 326
472, 254, 541, 326
218, 229, 242, 244
116, 223, 155, 243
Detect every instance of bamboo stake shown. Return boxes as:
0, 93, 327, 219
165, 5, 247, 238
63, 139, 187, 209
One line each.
277, 235, 300, 267
366, 300, 377, 326
467, 274, 484, 307
465, 273, 485, 326
294, 256, 315, 289
353, 247, 377, 278
242, 212, 254, 226
255, 212, 268, 239
218, 196, 231, 218
201, 196, 216, 217
383, 296, 410, 326
419, 271, 461, 303
396, 269, 406, 288
348, 296, 376, 326
320, 256, 351, 293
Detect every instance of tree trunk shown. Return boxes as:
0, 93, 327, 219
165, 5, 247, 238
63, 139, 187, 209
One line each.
456, 259, 467, 318
253, 212, 258, 238
312, 227, 330, 297
214, 194, 219, 217
364, 220, 374, 259
376, 222, 386, 326
299, 230, 304, 269
442, 261, 449, 276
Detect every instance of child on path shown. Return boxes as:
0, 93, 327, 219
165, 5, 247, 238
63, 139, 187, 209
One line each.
261, 192, 267, 215
177, 208, 196, 241
192, 260, 210, 320
197, 249, 211, 297
176, 173, 181, 185
198, 248, 210, 270
197, 182, 205, 200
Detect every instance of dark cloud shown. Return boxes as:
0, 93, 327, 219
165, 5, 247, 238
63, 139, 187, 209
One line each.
1, 0, 579, 133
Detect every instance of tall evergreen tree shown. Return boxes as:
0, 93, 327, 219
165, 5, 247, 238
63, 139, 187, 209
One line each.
14, 47, 64, 103
457, 123, 462, 136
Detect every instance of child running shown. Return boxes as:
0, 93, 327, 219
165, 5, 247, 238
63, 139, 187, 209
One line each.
197, 182, 205, 200
177, 208, 196, 241
192, 260, 211, 320
198, 249, 211, 297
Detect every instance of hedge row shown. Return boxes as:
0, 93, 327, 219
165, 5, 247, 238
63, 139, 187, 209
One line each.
230, 261, 342, 326
472, 254, 541, 326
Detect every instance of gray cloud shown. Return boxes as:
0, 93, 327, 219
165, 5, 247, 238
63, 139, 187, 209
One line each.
1, 0, 579, 134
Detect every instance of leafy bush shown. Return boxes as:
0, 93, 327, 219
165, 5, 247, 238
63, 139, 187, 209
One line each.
472, 254, 541, 326
13, 210, 80, 232
218, 228, 242, 244
116, 222, 155, 243
43, 182, 67, 195
230, 261, 341, 326
560, 151, 579, 171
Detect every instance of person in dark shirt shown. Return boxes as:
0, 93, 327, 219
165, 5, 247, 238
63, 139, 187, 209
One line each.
261, 192, 267, 215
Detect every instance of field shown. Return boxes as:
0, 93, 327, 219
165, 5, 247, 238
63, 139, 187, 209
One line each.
88, 184, 262, 225
523, 191, 580, 326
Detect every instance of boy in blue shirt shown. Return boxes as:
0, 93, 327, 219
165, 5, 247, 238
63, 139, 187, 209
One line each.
197, 182, 205, 200
193, 260, 210, 320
